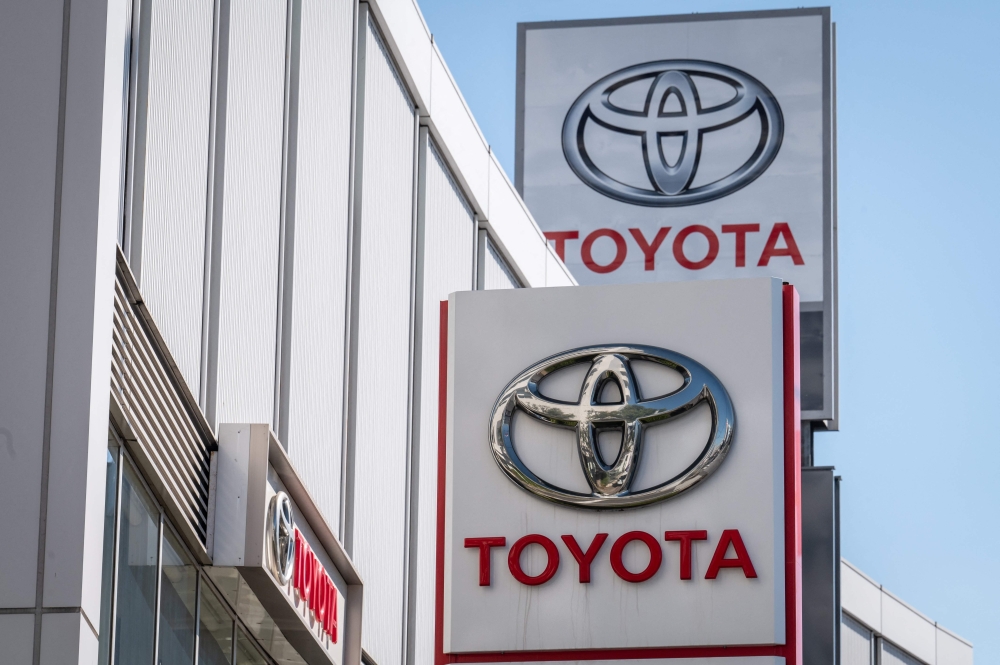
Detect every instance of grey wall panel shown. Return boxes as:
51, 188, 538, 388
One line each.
411, 138, 475, 665
214, 0, 288, 425
352, 19, 416, 665
841, 614, 874, 665
479, 233, 520, 290
137, 0, 215, 396
802, 467, 839, 665
0, 0, 63, 609
284, 0, 354, 534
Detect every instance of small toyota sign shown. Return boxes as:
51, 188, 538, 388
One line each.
436, 279, 802, 664
517, 9, 836, 425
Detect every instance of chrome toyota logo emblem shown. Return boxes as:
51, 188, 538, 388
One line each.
489, 345, 735, 509
562, 60, 783, 207
267, 492, 294, 584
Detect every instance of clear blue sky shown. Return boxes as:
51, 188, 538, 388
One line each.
418, 0, 1000, 659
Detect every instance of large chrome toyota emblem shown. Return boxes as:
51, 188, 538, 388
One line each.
562, 60, 783, 207
267, 492, 295, 584
489, 345, 735, 509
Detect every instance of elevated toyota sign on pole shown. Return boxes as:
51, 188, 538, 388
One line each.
516, 9, 836, 427
436, 278, 802, 664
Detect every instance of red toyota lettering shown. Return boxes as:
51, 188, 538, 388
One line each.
705, 529, 758, 579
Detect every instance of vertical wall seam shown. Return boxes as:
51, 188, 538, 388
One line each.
202, 0, 232, 428
404, 127, 429, 665
337, 0, 362, 547
34, 0, 74, 659
341, 2, 369, 556
399, 114, 423, 665
122, 0, 152, 283
274, 0, 302, 441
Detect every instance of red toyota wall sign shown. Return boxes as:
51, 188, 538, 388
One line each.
436, 279, 801, 665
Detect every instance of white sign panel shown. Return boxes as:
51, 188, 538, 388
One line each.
516, 9, 836, 423
437, 279, 801, 663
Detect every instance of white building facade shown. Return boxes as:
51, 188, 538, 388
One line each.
0, 0, 573, 662
841, 560, 973, 665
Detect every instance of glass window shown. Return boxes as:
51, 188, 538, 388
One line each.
236, 629, 269, 665
157, 529, 197, 664
98, 433, 120, 664
114, 462, 160, 664
198, 585, 234, 665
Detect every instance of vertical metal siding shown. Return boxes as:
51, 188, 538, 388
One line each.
842, 614, 874, 665
138, 0, 215, 395
482, 236, 520, 290
284, 0, 354, 534
214, 0, 288, 425
881, 641, 924, 665
353, 19, 416, 665
412, 139, 474, 665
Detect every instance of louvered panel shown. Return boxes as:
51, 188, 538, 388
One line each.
118, 306, 208, 510
111, 256, 213, 553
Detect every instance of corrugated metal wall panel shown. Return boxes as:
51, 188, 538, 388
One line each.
882, 640, 924, 665
284, 0, 354, 534
137, 0, 214, 395
411, 137, 474, 665
352, 18, 416, 665
214, 0, 288, 425
481, 235, 520, 290
842, 614, 874, 665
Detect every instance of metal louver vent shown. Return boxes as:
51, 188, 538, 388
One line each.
111, 249, 215, 559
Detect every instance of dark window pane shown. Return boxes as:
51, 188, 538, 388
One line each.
98, 435, 120, 665
157, 530, 196, 664
236, 629, 268, 665
198, 586, 233, 665
113, 463, 160, 665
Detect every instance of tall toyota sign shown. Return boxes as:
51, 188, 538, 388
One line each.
516, 9, 837, 426
436, 278, 802, 665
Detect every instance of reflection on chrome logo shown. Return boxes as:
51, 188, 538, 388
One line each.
562, 60, 783, 207
489, 344, 735, 509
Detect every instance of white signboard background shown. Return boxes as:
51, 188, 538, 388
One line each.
518, 13, 828, 301
444, 279, 786, 654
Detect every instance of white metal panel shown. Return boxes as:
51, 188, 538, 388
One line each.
841, 614, 874, 665
353, 19, 416, 665
881, 640, 925, 665
841, 559, 882, 633
137, 0, 214, 395
481, 235, 520, 290
428, 46, 489, 213
214, 0, 288, 425
881, 591, 937, 665
545, 245, 574, 287
445, 278, 785, 652
936, 627, 973, 665
485, 154, 546, 287
368, 0, 431, 108
412, 137, 475, 665
284, 0, 354, 535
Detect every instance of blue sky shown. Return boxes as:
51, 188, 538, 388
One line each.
418, 0, 1000, 660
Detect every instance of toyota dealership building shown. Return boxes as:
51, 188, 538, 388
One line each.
0, 1, 974, 665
